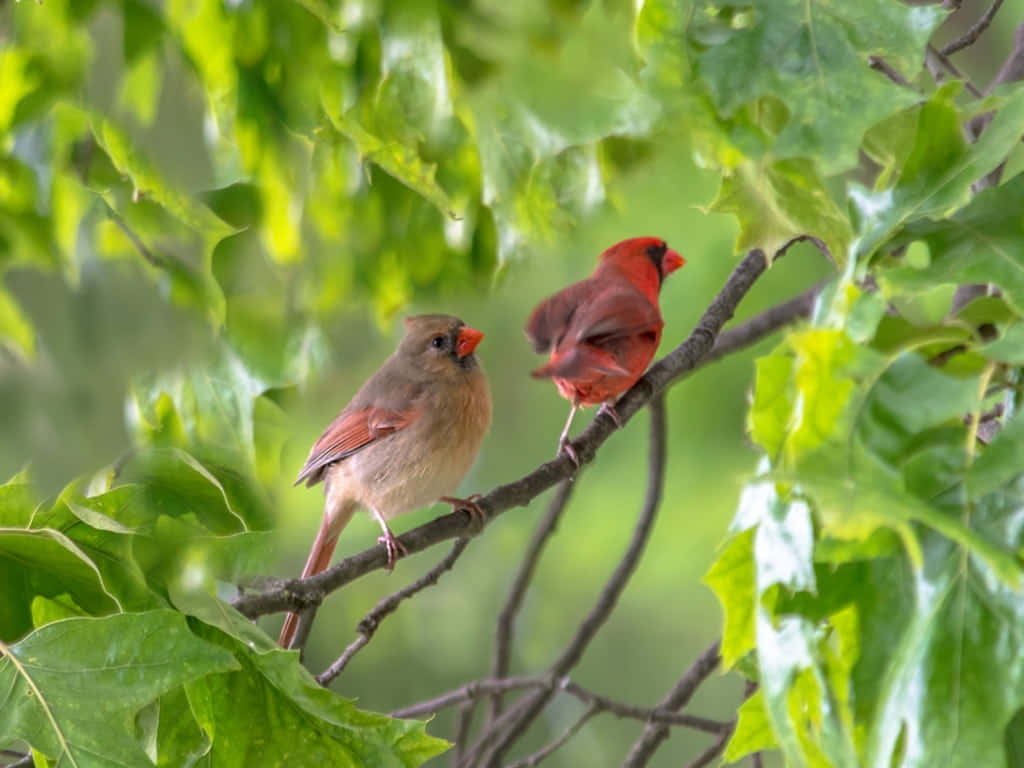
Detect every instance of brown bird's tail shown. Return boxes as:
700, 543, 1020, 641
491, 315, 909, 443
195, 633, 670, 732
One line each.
278, 501, 356, 649
531, 346, 630, 380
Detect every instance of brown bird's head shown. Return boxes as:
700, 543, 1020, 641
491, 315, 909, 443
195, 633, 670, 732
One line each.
598, 236, 685, 292
399, 314, 485, 375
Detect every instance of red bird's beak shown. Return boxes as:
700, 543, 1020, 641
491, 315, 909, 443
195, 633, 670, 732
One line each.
456, 326, 484, 357
662, 249, 686, 276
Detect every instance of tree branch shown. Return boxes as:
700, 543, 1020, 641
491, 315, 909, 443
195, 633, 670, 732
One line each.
684, 726, 734, 768
940, 0, 1005, 56
391, 676, 543, 719
317, 538, 470, 686
868, 56, 916, 89
926, 44, 984, 97
487, 478, 576, 725
622, 640, 723, 767
468, 394, 669, 767
505, 705, 598, 768
389, 672, 728, 732
233, 248, 780, 620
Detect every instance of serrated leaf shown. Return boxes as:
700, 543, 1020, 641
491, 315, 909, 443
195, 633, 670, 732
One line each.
0, 611, 238, 767
171, 586, 450, 767
853, 83, 1024, 261
704, 528, 756, 670
724, 689, 778, 762
709, 158, 850, 264
693, 0, 944, 173
885, 173, 1024, 315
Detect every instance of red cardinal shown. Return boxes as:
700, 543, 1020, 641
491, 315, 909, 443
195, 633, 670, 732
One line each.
278, 314, 491, 648
525, 237, 684, 463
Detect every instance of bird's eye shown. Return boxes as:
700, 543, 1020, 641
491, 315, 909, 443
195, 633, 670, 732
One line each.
431, 335, 445, 349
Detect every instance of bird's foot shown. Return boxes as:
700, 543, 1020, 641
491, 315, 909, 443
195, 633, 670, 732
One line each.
558, 436, 580, 468
376, 528, 408, 572
441, 494, 486, 532
598, 402, 622, 428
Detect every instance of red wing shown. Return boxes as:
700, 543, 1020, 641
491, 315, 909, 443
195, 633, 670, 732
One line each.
295, 407, 419, 487
524, 280, 594, 354
568, 286, 663, 346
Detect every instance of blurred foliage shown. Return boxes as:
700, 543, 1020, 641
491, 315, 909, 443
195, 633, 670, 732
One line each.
2, 0, 1024, 766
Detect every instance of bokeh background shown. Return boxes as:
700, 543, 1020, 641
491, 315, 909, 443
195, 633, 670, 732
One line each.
2, 0, 1021, 764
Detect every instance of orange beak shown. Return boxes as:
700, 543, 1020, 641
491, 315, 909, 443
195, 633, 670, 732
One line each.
662, 248, 686, 275
456, 326, 484, 358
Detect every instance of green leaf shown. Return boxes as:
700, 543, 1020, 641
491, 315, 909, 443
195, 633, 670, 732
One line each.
172, 586, 450, 767
709, 158, 850, 263
0, 282, 35, 359
853, 83, 1024, 261
982, 323, 1024, 365
0, 611, 238, 767
704, 527, 756, 669
693, 0, 945, 173
865, 534, 1024, 768
885, 173, 1024, 315
725, 689, 778, 762
968, 410, 1024, 499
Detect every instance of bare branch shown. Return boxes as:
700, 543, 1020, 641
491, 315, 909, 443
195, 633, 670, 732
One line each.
988, 21, 1024, 92
106, 205, 166, 269
469, 395, 669, 767
940, 0, 1005, 56
559, 679, 727, 734
868, 56, 917, 89
391, 676, 543, 719
451, 702, 477, 767
234, 248, 778, 620
969, 23, 1024, 186
487, 478, 576, 724
390, 672, 728, 732
317, 538, 470, 686
684, 726, 734, 768
622, 640, 722, 767
505, 705, 599, 768
927, 45, 984, 97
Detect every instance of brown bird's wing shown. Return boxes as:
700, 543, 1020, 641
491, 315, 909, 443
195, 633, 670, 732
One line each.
524, 280, 595, 354
295, 406, 419, 487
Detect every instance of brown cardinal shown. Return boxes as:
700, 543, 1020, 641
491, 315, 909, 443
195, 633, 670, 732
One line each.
525, 237, 684, 463
278, 314, 491, 648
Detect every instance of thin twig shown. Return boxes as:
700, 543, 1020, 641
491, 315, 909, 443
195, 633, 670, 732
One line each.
560, 679, 727, 734
107, 206, 166, 268
234, 248, 780, 620
391, 672, 727, 732
970, 23, 1024, 186
505, 705, 599, 768
928, 44, 984, 97
685, 726, 734, 768
487, 478, 576, 724
391, 676, 543, 719
622, 641, 722, 767
317, 538, 470, 686
469, 395, 669, 767
868, 56, 916, 89
940, 0, 1005, 56
452, 701, 477, 767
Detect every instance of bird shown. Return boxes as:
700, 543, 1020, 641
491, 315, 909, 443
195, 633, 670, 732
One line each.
278, 314, 491, 649
525, 236, 685, 464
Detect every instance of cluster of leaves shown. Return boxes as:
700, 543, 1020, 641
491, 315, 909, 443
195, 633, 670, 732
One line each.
677, 3, 1024, 767
4, 0, 1024, 765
